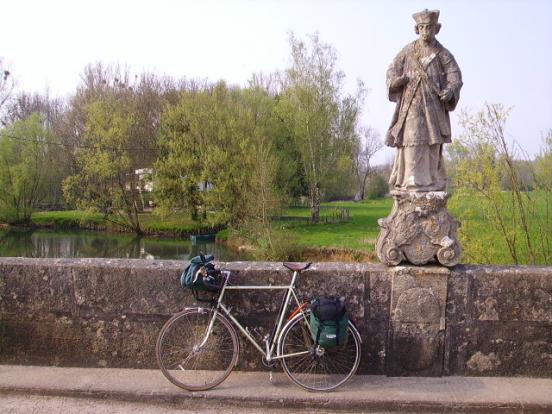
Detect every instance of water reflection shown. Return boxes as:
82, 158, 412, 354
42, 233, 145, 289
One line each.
0, 229, 245, 261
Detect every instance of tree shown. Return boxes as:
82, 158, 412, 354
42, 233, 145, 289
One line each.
0, 114, 61, 224
249, 73, 308, 202
365, 169, 389, 199
238, 85, 286, 255
155, 81, 282, 227
63, 89, 143, 234
353, 127, 383, 200
61, 64, 180, 233
154, 87, 208, 221
5, 92, 70, 206
277, 33, 364, 221
62, 63, 132, 178
0, 58, 14, 122
325, 87, 367, 201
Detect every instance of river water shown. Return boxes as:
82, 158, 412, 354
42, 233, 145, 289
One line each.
0, 229, 246, 261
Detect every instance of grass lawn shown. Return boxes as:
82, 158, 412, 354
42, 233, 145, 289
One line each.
276, 191, 552, 265
278, 199, 392, 252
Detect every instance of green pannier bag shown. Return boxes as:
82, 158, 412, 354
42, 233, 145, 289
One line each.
180, 254, 216, 290
309, 297, 349, 349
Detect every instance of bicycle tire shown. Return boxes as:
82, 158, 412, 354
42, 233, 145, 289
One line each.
156, 308, 239, 391
278, 311, 361, 392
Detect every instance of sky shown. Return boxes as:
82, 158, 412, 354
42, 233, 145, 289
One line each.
2, 0, 551, 164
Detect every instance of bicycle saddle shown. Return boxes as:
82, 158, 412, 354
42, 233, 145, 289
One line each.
283, 262, 312, 272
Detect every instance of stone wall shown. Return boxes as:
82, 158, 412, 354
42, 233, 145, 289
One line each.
0, 258, 551, 377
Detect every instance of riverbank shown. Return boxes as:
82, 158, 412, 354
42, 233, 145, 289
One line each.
218, 228, 378, 262
1, 203, 387, 263
26, 210, 224, 238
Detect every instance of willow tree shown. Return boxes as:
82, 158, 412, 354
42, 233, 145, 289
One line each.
0, 114, 61, 224
63, 90, 143, 234
155, 81, 282, 227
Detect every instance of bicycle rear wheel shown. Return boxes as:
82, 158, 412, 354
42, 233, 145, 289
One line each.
278, 311, 361, 392
156, 308, 239, 391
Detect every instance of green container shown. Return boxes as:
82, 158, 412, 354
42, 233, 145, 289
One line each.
309, 313, 349, 349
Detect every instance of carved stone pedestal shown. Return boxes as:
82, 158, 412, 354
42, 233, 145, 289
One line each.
376, 191, 461, 267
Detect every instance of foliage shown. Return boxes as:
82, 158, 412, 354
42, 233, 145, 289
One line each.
5, 92, 72, 206
365, 173, 389, 199
276, 33, 365, 221
155, 81, 283, 229
60, 63, 178, 234
31, 210, 105, 229
238, 86, 288, 256
30, 210, 222, 236
0, 114, 62, 224
353, 127, 383, 200
448, 104, 551, 265
534, 130, 552, 189
248, 73, 308, 201
63, 88, 145, 233
141, 212, 223, 236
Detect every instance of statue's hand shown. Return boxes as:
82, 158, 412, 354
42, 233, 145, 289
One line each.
439, 89, 453, 102
390, 74, 409, 90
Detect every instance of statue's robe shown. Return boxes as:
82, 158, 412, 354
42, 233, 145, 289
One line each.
386, 39, 462, 191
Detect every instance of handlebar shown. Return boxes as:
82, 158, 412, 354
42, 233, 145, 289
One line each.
202, 267, 228, 291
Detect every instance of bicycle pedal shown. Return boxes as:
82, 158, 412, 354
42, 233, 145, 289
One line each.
262, 356, 277, 369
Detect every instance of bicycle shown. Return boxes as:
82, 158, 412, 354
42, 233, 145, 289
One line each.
156, 261, 362, 392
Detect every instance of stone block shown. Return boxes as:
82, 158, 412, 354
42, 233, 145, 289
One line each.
463, 322, 552, 377
361, 319, 388, 374
386, 266, 449, 376
469, 267, 552, 322
0, 261, 75, 317
368, 270, 391, 321
446, 265, 470, 324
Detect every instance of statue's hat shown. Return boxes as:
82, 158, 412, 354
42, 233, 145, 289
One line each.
412, 9, 440, 25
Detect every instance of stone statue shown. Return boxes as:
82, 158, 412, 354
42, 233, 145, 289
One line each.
386, 9, 462, 191
376, 10, 463, 267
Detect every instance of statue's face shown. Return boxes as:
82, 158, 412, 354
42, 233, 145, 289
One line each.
417, 23, 437, 43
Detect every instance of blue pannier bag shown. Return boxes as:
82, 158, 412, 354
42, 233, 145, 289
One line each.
309, 297, 349, 349
180, 254, 216, 291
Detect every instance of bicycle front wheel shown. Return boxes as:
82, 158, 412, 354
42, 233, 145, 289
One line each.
156, 308, 239, 391
278, 312, 361, 392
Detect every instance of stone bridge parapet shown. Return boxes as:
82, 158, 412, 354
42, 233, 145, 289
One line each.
0, 258, 551, 377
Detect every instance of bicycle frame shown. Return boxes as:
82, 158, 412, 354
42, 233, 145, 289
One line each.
197, 270, 311, 363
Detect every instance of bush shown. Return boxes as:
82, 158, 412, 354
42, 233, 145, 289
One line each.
366, 175, 388, 199
31, 211, 105, 229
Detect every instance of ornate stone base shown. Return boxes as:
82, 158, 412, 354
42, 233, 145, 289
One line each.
376, 191, 462, 267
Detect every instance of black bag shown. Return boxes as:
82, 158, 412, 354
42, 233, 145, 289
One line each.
180, 254, 217, 291
309, 297, 349, 349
